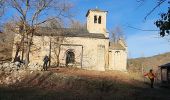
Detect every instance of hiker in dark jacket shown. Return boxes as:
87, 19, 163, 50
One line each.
144, 69, 156, 88
15, 56, 21, 69
43, 55, 49, 71
15, 56, 21, 62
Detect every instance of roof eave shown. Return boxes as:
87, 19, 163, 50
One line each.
86, 9, 108, 17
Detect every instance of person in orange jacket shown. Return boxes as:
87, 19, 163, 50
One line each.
144, 69, 156, 88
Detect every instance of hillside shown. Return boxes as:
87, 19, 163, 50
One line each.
0, 67, 169, 100
128, 52, 170, 72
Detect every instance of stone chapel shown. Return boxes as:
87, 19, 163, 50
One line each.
12, 9, 127, 71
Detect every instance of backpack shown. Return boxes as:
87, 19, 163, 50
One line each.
148, 73, 154, 79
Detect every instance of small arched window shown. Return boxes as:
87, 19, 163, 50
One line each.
98, 16, 101, 24
115, 51, 120, 55
94, 15, 97, 23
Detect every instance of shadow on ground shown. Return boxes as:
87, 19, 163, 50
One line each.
0, 69, 170, 100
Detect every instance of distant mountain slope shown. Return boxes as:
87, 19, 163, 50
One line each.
128, 52, 170, 72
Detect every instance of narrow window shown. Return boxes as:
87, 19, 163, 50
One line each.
98, 16, 101, 24
115, 51, 120, 55
94, 15, 97, 23
66, 50, 75, 66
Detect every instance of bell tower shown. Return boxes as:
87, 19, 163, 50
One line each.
86, 9, 108, 37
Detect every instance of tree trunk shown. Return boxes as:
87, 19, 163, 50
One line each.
25, 38, 31, 67
25, 32, 33, 67
56, 45, 61, 67
49, 37, 52, 67
21, 34, 25, 61
13, 44, 20, 62
13, 36, 24, 62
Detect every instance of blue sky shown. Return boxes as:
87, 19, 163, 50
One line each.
71, 0, 170, 58
1, 0, 170, 58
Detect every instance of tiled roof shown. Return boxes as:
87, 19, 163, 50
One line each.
159, 63, 170, 68
86, 9, 108, 17
109, 42, 126, 50
34, 27, 107, 39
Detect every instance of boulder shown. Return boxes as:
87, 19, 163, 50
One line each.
3, 62, 9, 68
9, 62, 16, 68
28, 63, 43, 71
0, 80, 2, 84
4, 67, 12, 73
4, 76, 12, 85
0, 64, 2, 69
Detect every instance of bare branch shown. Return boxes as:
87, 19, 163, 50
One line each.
31, 0, 52, 26
127, 25, 159, 31
10, 0, 25, 18
24, 0, 30, 17
144, 0, 166, 20
0, 0, 5, 17
35, 17, 57, 26
69, 19, 86, 30
2, 0, 74, 66
110, 26, 125, 42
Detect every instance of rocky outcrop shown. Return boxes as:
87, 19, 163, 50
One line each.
0, 62, 43, 85
28, 63, 43, 71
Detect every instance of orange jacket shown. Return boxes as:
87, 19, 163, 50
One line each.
144, 72, 156, 79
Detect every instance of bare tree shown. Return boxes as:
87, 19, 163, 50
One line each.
40, 19, 87, 67
41, 18, 64, 28
2, 0, 73, 67
0, 0, 5, 30
69, 19, 86, 30
0, 0, 5, 17
34, 18, 66, 67
136, 0, 167, 20
48, 20, 65, 67
4, 21, 28, 61
136, 0, 170, 37
110, 26, 125, 42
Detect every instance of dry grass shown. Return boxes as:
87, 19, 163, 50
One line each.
128, 52, 170, 72
49, 67, 144, 87
0, 68, 170, 100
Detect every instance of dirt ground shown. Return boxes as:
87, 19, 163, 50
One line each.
0, 67, 170, 100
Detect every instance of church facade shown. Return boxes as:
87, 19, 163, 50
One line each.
12, 9, 127, 71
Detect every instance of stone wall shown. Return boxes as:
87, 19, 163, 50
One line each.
109, 49, 127, 71
12, 34, 128, 71
12, 34, 109, 71
60, 37, 109, 71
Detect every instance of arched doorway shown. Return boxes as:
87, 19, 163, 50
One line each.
66, 50, 75, 66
